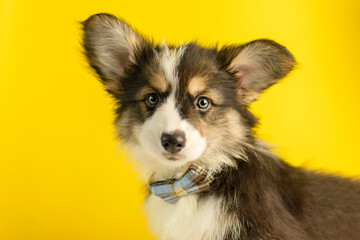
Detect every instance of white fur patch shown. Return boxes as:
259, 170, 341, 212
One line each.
144, 194, 240, 240
158, 44, 187, 89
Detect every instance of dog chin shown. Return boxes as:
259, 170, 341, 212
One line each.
157, 150, 199, 165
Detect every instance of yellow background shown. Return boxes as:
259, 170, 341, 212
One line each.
1, 0, 360, 239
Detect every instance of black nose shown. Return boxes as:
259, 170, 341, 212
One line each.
161, 131, 186, 153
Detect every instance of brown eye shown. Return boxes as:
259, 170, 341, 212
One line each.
145, 93, 159, 108
196, 97, 211, 110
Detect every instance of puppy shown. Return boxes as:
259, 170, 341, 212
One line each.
82, 13, 360, 240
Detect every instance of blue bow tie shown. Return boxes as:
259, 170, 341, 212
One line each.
149, 164, 215, 204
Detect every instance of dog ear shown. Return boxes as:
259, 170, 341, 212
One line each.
82, 13, 149, 95
218, 39, 296, 103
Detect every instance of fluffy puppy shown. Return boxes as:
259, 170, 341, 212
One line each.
82, 13, 360, 240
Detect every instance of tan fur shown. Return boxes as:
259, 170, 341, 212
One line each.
149, 74, 170, 93
187, 77, 208, 96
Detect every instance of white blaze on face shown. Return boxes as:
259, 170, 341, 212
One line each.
138, 45, 207, 164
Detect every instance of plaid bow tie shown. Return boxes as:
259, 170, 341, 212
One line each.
149, 164, 214, 204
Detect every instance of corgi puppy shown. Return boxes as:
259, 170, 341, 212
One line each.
82, 13, 360, 240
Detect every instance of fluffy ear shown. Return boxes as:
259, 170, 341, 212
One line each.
218, 39, 296, 103
82, 13, 149, 95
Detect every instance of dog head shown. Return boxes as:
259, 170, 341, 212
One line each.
82, 14, 295, 178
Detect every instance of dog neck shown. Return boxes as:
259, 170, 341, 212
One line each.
149, 163, 215, 203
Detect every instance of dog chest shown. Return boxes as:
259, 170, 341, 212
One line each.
144, 194, 239, 240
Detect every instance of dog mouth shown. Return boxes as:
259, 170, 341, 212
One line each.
163, 153, 184, 161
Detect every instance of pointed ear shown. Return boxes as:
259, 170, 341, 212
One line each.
218, 39, 296, 103
82, 13, 149, 95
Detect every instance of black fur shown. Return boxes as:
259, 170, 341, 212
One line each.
208, 142, 360, 240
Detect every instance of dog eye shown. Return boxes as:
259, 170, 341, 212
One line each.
196, 97, 211, 110
145, 93, 159, 108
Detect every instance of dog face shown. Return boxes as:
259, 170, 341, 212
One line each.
82, 14, 295, 174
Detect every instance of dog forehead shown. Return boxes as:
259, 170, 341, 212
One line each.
154, 43, 219, 94
154, 44, 186, 91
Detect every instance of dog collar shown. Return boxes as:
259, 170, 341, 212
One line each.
149, 164, 215, 204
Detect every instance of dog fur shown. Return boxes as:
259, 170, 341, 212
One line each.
82, 13, 360, 240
